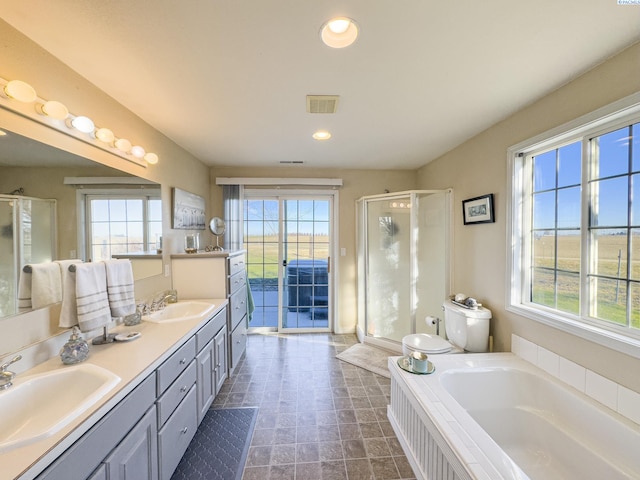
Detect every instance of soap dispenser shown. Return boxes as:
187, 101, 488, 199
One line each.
60, 326, 90, 365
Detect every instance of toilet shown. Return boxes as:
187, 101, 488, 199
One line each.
402, 299, 491, 356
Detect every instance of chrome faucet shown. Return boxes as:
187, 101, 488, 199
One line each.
150, 290, 178, 312
0, 355, 22, 390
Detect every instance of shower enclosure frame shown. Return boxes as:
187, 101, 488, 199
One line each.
0, 194, 57, 318
356, 190, 452, 352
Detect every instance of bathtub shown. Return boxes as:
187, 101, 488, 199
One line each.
388, 353, 640, 480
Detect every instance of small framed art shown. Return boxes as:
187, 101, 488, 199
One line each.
462, 193, 494, 225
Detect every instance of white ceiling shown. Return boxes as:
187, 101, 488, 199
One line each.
2, 1, 639, 170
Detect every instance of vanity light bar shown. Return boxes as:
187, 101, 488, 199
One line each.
0, 76, 159, 167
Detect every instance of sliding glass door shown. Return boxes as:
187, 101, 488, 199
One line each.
244, 191, 335, 332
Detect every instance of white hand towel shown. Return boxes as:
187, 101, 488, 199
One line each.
104, 259, 136, 317
17, 269, 32, 309
31, 262, 63, 309
74, 262, 111, 333
57, 260, 82, 328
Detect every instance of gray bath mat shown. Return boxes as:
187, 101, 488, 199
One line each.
171, 407, 258, 480
336, 343, 394, 378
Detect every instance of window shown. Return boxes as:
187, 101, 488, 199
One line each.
84, 193, 161, 261
508, 93, 640, 357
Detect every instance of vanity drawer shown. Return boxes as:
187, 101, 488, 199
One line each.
228, 269, 246, 295
158, 385, 197, 480
228, 253, 245, 276
195, 307, 227, 352
156, 337, 196, 396
230, 318, 247, 368
156, 360, 196, 428
229, 285, 247, 329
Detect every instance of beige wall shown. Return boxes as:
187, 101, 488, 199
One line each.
209, 166, 418, 333
0, 20, 210, 357
417, 42, 640, 391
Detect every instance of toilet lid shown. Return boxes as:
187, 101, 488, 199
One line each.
403, 334, 453, 354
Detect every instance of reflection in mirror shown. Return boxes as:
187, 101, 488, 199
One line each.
0, 127, 162, 320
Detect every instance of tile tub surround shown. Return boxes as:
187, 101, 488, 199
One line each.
2, 298, 227, 480
215, 333, 416, 480
387, 353, 640, 480
511, 334, 640, 425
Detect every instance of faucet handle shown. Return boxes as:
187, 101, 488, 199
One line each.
0, 355, 22, 372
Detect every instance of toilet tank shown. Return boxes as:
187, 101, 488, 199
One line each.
443, 299, 492, 352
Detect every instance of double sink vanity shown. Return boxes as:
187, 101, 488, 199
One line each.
2, 299, 229, 480
0, 249, 251, 480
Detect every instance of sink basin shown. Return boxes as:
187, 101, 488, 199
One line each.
142, 301, 216, 323
0, 363, 120, 453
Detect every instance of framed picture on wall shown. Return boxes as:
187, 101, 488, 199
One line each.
462, 194, 494, 225
172, 187, 206, 229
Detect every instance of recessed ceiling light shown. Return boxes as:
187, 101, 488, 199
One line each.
320, 17, 359, 48
313, 130, 332, 140
0, 130, 7, 136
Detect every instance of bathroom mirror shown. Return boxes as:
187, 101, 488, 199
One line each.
0, 127, 163, 320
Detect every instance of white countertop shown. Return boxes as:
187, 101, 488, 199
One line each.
6, 298, 228, 480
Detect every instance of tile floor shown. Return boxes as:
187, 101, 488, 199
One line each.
212, 333, 416, 480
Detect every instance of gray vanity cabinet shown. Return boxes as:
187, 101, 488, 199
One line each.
103, 406, 158, 480
171, 251, 248, 376
155, 338, 197, 480
213, 325, 227, 393
35, 375, 157, 480
195, 307, 227, 424
87, 465, 107, 480
32, 306, 229, 480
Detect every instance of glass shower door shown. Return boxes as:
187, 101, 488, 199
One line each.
365, 195, 412, 342
361, 190, 450, 346
0, 199, 17, 317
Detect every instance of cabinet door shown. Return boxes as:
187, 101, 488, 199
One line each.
104, 406, 158, 480
196, 339, 215, 424
214, 326, 228, 394
88, 465, 107, 480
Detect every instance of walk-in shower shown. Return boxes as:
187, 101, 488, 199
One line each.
356, 190, 451, 351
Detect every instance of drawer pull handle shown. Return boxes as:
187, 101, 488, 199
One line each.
180, 385, 188, 393
179, 358, 187, 365
181, 427, 188, 434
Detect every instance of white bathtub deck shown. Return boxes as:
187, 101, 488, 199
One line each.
388, 352, 640, 480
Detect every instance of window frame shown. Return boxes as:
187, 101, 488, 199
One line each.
507, 92, 640, 359
76, 187, 161, 262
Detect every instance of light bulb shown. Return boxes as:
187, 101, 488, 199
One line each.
71, 116, 95, 133
312, 130, 332, 140
144, 152, 159, 164
328, 18, 350, 34
37, 100, 69, 120
131, 145, 146, 158
114, 138, 132, 153
95, 128, 115, 143
4, 80, 37, 102
321, 17, 359, 48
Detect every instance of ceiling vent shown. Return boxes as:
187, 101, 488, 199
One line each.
306, 95, 339, 114
280, 160, 304, 164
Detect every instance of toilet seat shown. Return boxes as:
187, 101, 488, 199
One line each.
402, 333, 454, 355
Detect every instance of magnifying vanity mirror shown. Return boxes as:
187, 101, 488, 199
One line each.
208, 216, 225, 251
